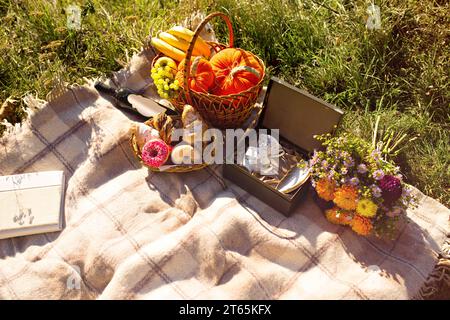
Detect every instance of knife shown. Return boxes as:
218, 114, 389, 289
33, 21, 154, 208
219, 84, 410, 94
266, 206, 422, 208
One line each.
94, 82, 179, 117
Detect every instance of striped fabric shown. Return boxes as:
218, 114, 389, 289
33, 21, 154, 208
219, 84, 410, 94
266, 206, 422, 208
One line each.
0, 49, 448, 300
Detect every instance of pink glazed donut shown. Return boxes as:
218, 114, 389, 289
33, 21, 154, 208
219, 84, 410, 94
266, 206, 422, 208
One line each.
141, 139, 170, 168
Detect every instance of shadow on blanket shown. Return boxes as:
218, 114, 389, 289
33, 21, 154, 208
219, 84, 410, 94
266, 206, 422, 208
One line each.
228, 185, 444, 299
340, 219, 441, 298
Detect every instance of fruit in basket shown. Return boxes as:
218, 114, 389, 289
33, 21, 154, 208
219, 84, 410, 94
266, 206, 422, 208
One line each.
154, 56, 177, 70
150, 37, 185, 62
210, 48, 263, 96
151, 57, 180, 99
167, 26, 211, 58
158, 32, 205, 57
141, 138, 170, 168
175, 56, 215, 93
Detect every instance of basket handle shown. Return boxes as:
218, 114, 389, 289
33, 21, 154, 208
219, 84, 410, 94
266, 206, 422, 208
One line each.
184, 12, 234, 105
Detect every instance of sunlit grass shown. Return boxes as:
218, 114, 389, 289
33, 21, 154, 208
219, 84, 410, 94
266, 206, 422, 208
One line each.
0, 0, 448, 205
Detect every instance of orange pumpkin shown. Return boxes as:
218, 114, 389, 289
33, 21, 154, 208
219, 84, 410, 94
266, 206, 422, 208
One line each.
210, 48, 263, 96
176, 56, 215, 93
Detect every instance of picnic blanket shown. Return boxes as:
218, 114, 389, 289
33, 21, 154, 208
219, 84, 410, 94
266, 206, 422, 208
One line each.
0, 47, 449, 300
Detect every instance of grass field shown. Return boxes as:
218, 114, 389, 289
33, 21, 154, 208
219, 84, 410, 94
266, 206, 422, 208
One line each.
0, 0, 449, 206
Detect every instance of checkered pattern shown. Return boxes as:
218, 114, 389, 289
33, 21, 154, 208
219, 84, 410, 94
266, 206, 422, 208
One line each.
0, 49, 448, 300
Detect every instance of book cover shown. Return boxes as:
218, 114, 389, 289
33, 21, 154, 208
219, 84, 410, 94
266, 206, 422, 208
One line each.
0, 171, 66, 240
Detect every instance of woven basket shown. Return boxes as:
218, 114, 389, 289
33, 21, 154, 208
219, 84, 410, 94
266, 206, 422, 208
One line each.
130, 115, 207, 173
152, 12, 265, 129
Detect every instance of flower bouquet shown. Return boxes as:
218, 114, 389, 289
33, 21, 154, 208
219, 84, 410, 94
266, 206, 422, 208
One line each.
310, 132, 416, 238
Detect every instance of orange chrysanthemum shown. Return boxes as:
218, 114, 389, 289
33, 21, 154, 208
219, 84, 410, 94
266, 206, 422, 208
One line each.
350, 215, 373, 236
316, 178, 336, 201
333, 185, 358, 210
325, 207, 353, 225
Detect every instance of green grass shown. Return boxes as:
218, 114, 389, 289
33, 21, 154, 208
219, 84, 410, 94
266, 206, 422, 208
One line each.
0, 0, 449, 206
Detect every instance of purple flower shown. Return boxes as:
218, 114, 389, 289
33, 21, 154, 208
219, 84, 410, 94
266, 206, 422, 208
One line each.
343, 157, 355, 168
321, 160, 329, 169
373, 169, 385, 180
371, 149, 382, 161
341, 151, 350, 160
310, 151, 320, 166
357, 164, 368, 174
371, 185, 382, 198
349, 177, 359, 186
327, 169, 336, 180
402, 187, 412, 197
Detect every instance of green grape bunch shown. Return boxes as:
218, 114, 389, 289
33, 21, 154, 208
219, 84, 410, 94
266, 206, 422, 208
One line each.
151, 57, 180, 99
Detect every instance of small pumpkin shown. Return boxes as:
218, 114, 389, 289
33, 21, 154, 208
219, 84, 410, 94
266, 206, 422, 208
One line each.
210, 48, 263, 96
175, 56, 215, 93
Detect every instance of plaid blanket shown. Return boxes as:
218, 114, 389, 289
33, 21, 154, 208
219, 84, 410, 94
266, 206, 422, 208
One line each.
0, 48, 448, 300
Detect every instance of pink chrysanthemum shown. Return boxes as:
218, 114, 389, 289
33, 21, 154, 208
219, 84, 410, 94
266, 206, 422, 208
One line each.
378, 175, 402, 204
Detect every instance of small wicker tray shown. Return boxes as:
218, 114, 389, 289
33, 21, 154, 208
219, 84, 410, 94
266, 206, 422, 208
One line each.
130, 115, 207, 173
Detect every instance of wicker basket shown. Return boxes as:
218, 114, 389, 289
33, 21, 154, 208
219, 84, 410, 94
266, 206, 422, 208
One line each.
130, 115, 207, 173
152, 12, 265, 129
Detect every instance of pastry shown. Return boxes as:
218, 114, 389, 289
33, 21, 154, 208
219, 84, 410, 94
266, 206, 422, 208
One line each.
152, 112, 168, 132
141, 139, 170, 168
182, 120, 205, 145
181, 104, 200, 127
134, 123, 160, 148
170, 142, 202, 165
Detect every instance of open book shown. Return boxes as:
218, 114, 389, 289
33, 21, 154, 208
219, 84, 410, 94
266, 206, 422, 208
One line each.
0, 171, 65, 240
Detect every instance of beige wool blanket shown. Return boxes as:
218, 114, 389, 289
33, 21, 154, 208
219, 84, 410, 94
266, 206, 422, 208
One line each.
0, 48, 449, 300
